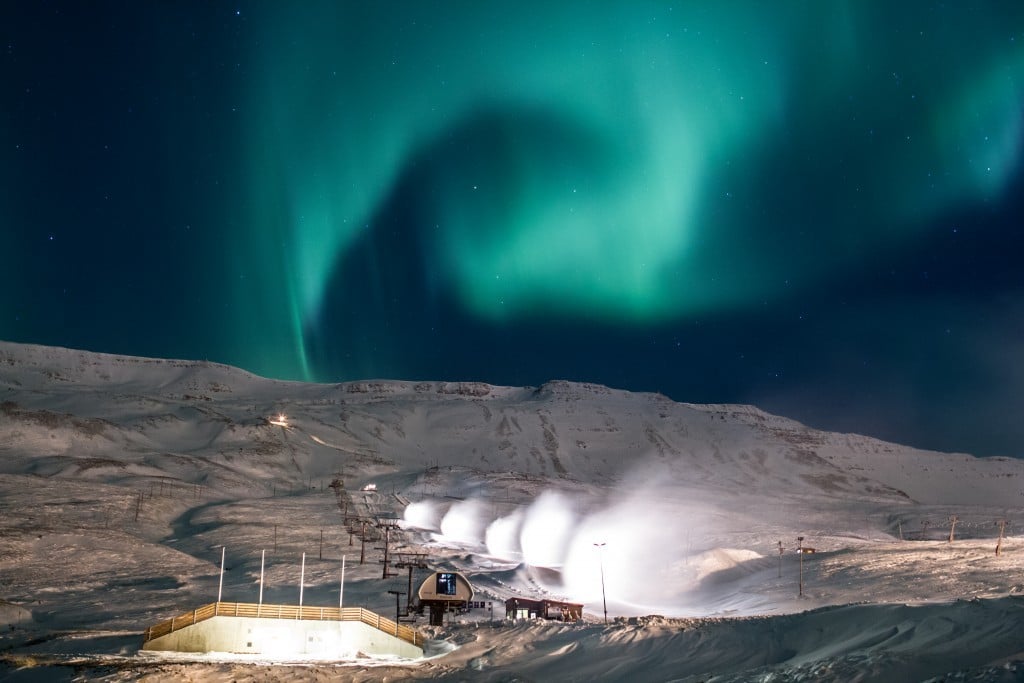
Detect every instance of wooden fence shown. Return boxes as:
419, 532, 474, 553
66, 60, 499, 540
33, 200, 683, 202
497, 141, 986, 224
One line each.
143, 601, 422, 647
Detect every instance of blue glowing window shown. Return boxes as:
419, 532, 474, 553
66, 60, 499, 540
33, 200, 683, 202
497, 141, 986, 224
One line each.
436, 572, 457, 596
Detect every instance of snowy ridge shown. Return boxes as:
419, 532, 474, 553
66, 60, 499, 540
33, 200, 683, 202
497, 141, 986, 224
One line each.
1, 340, 1023, 681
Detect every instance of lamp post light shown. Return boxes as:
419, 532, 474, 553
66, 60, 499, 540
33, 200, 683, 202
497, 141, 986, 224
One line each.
593, 542, 608, 625
796, 536, 804, 598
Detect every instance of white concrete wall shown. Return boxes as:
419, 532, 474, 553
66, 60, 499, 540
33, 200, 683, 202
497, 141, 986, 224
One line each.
142, 615, 423, 660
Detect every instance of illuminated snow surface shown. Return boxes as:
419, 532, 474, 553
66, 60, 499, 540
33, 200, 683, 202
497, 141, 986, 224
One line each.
1, 341, 1024, 681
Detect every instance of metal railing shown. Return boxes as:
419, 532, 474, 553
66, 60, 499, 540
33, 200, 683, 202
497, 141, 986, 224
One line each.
143, 601, 421, 647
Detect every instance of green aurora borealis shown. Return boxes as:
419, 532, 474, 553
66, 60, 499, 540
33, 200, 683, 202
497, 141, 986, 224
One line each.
4, 2, 1024, 456
237, 3, 1023, 365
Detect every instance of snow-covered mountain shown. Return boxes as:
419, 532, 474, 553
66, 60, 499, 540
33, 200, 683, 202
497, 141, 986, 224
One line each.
1, 340, 1022, 681
3, 340, 1018, 506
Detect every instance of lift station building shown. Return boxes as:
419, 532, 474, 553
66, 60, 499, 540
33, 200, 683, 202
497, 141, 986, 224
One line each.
417, 570, 474, 625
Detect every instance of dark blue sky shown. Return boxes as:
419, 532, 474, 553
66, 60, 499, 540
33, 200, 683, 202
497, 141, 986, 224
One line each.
4, 3, 1024, 457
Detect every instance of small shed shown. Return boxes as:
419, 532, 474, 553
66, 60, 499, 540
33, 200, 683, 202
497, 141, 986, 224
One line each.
417, 571, 474, 625
505, 598, 583, 622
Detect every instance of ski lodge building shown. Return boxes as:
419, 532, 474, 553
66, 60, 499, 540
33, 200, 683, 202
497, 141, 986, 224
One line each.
505, 597, 583, 621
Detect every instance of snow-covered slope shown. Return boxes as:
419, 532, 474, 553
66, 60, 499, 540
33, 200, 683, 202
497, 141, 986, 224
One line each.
1, 340, 1022, 681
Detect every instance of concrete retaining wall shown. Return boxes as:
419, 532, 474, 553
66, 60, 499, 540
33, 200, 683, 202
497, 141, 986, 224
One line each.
142, 615, 423, 659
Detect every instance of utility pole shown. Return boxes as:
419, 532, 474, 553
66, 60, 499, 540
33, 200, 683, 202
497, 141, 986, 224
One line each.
394, 553, 429, 615
777, 541, 783, 578
376, 517, 401, 579
797, 536, 804, 598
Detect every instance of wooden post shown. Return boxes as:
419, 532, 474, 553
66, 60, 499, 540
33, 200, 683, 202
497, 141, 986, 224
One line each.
948, 516, 959, 543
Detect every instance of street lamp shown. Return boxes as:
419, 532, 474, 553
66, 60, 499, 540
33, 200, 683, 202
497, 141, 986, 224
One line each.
796, 536, 804, 597
593, 542, 607, 624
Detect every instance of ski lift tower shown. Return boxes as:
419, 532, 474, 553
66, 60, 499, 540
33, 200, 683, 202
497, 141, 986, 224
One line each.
394, 552, 430, 615
375, 516, 402, 579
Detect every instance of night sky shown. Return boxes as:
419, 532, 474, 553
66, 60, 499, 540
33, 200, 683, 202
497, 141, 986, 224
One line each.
4, 3, 1024, 457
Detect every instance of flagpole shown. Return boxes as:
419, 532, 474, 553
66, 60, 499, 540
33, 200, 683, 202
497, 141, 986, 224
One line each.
340, 555, 346, 609
217, 546, 225, 603
259, 549, 265, 605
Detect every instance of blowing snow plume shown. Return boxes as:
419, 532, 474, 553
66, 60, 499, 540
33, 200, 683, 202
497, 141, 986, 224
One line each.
517, 490, 577, 567
402, 499, 444, 532
485, 508, 523, 560
437, 498, 489, 546
556, 494, 759, 614
402, 474, 764, 617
